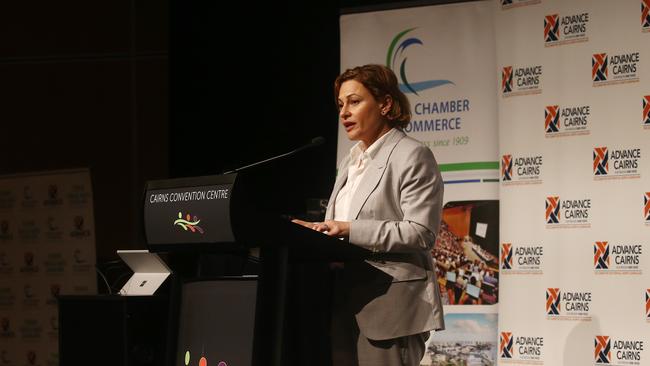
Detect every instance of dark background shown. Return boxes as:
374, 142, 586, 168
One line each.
0, 0, 469, 261
0, 0, 471, 364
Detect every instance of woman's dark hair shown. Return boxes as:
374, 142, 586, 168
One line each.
334, 64, 411, 128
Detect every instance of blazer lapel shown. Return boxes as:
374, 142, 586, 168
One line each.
347, 129, 406, 220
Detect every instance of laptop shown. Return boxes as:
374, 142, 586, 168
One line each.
117, 250, 171, 296
482, 281, 495, 295
466, 283, 481, 299
446, 271, 456, 282
445, 271, 456, 289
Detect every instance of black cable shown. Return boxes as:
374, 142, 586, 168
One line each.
111, 272, 133, 293
95, 267, 112, 295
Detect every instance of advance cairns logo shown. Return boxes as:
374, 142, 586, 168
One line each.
502, 64, 543, 97
595, 335, 645, 365
594, 241, 643, 274
501, 242, 543, 274
546, 196, 592, 228
544, 12, 589, 47
593, 146, 641, 180
644, 192, 650, 225
641, 0, 650, 33
646, 289, 650, 321
546, 287, 592, 321
387, 29, 472, 138
641, 95, 650, 130
501, 153, 543, 185
592, 51, 640, 86
545, 104, 591, 137
500, 331, 544, 364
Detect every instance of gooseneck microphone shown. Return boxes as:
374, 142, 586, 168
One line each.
222, 136, 325, 175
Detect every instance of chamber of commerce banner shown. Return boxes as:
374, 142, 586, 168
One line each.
340, 2, 500, 365
496, 0, 650, 365
0, 169, 97, 366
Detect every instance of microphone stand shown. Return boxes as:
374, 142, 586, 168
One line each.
222, 137, 325, 175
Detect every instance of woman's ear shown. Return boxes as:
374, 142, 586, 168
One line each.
380, 95, 393, 115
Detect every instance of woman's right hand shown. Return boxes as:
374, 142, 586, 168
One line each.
291, 219, 330, 233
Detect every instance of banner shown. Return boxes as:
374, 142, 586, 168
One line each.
497, 0, 650, 365
0, 169, 97, 366
340, 2, 500, 365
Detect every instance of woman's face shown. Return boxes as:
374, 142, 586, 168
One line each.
337, 79, 391, 148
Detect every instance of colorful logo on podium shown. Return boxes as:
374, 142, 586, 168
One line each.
174, 212, 204, 234
184, 351, 227, 366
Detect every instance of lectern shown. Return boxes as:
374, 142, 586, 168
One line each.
143, 172, 371, 366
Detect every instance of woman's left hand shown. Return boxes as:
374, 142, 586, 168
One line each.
291, 219, 350, 238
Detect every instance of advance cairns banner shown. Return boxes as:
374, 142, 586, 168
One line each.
497, 0, 650, 366
342, 0, 650, 365
340, 1, 500, 365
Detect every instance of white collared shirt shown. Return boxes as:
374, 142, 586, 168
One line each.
333, 128, 397, 221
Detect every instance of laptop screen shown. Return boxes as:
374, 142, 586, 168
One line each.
466, 284, 480, 299
116, 250, 171, 295
446, 271, 456, 282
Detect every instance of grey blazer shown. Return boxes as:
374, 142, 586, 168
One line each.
325, 129, 445, 340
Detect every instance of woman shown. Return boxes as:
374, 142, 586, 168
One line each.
294, 64, 444, 366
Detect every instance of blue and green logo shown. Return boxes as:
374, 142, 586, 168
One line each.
387, 28, 454, 95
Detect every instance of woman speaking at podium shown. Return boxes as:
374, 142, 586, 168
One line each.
293, 64, 445, 366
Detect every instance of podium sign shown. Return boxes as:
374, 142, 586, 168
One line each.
143, 172, 370, 260
144, 174, 237, 249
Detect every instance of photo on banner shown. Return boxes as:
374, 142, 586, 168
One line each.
434, 200, 499, 306
421, 312, 497, 366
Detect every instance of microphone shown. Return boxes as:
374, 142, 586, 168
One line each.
222, 136, 325, 174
